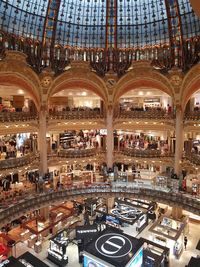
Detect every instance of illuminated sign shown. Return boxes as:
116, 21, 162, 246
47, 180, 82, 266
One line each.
95, 233, 132, 258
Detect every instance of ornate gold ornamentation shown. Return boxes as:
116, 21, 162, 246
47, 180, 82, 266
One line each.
170, 74, 182, 87
41, 76, 52, 88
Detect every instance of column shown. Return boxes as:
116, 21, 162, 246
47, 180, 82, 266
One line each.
171, 206, 183, 220
106, 109, 113, 169
174, 106, 184, 176
107, 197, 115, 211
38, 106, 48, 176
40, 206, 49, 221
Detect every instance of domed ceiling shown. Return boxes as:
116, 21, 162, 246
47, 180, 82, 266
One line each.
0, 0, 200, 49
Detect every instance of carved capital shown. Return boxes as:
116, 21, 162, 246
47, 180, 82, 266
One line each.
168, 67, 183, 93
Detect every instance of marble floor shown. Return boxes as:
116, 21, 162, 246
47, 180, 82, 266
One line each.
14, 219, 200, 267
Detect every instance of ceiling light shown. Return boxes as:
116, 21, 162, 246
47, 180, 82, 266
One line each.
17, 89, 24, 95
82, 91, 87, 96
138, 91, 144, 96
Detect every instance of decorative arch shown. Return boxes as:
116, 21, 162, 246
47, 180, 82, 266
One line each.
181, 64, 200, 110
48, 69, 108, 105
113, 68, 174, 103
0, 72, 40, 110
0, 51, 41, 110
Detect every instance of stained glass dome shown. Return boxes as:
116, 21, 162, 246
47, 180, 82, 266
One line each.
0, 0, 200, 49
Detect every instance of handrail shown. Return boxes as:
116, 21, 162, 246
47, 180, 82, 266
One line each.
0, 112, 38, 122
0, 153, 38, 170
120, 148, 174, 158
185, 153, 200, 165
57, 148, 97, 158
184, 111, 200, 121
48, 110, 104, 120
118, 110, 175, 120
0, 186, 199, 227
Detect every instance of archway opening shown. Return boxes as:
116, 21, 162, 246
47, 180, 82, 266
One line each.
119, 88, 173, 115
49, 88, 104, 114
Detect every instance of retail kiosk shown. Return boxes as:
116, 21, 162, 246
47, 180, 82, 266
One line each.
83, 229, 169, 267
47, 229, 69, 267
83, 229, 144, 267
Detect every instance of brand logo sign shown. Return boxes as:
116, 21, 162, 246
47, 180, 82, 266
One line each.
95, 233, 132, 258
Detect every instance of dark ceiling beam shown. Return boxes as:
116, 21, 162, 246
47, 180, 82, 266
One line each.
42, 0, 61, 62
164, 0, 185, 69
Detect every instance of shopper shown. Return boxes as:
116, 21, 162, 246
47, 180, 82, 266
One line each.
184, 236, 188, 250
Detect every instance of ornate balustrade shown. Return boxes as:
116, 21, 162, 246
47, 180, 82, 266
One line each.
184, 111, 200, 121
118, 110, 175, 120
48, 110, 103, 120
0, 153, 38, 170
120, 148, 173, 158
57, 148, 97, 158
0, 186, 199, 227
185, 153, 200, 165
1, 30, 200, 76
0, 112, 38, 123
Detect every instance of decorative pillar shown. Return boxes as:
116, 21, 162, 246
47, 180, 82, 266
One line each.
38, 105, 48, 176
106, 108, 114, 169
175, 106, 184, 176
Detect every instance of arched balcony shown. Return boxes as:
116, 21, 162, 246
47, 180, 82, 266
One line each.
48, 88, 106, 130
115, 88, 175, 127
184, 89, 200, 121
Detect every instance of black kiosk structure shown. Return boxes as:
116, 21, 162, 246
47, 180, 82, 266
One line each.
47, 229, 69, 267
83, 229, 144, 267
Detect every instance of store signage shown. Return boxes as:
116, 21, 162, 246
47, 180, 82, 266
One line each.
76, 226, 98, 239
144, 98, 160, 103
95, 233, 132, 258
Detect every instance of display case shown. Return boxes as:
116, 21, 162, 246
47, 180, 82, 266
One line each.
47, 229, 68, 267
173, 241, 183, 259
27, 234, 37, 248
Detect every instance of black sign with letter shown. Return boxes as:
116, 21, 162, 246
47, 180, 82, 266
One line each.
84, 229, 143, 267
95, 233, 132, 258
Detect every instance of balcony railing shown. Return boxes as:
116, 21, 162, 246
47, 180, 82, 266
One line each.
0, 153, 37, 170
0, 112, 38, 123
57, 148, 97, 158
184, 111, 200, 121
48, 110, 103, 120
185, 153, 200, 165
0, 186, 199, 227
1, 30, 200, 76
118, 110, 175, 120
120, 148, 173, 158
